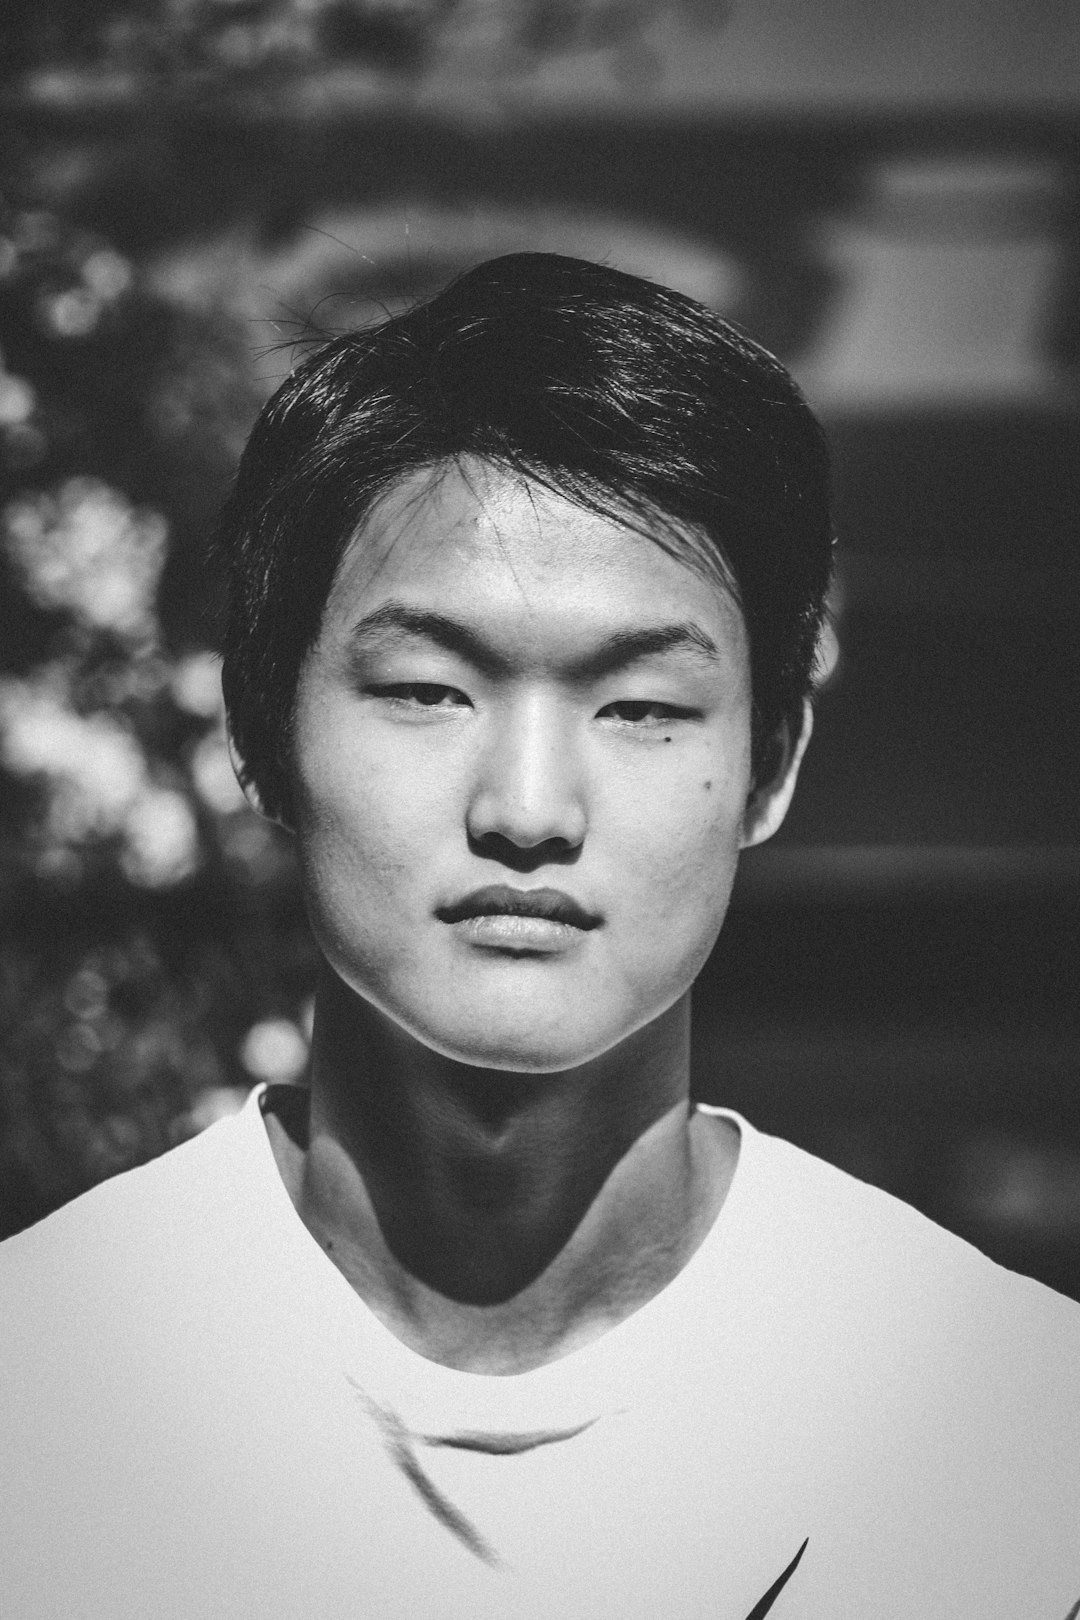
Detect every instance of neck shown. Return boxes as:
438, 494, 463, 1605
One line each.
265, 966, 737, 1373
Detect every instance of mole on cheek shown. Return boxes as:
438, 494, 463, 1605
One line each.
703, 780, 713, 791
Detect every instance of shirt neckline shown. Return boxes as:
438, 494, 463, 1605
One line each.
232, 1084, 757, 1433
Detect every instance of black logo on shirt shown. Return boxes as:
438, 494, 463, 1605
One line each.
742, 1538, 808, 1618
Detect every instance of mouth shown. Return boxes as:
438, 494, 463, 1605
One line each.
437, 886, 601, 952
437, 886, 601, 929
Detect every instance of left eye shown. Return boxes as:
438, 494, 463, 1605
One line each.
598, 701, 694, 725
369, 683, 470, 709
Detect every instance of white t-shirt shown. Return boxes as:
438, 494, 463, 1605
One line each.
2, 1084, 1078, 1620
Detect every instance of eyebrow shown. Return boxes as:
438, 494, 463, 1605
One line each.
346, 602, 723, 679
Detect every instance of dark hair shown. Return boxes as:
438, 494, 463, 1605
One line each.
217, 252, 833, 819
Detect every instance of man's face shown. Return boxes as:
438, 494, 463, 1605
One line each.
290, 460, 793, 1072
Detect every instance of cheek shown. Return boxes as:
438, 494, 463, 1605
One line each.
645, 805, 741, 917
296, 806, 428, 1005
621, 745, 748, 881
607, 773, 747, 983
293, 745, 435, 934
295, 697, 442, 856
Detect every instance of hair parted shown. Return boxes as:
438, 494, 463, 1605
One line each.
216, 251, 833, 819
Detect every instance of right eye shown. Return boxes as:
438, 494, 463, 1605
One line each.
367, 683, 471, 710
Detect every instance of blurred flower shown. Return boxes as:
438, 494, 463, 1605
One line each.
0, 675, 203, 887
41, 286, 103, 337
3, 478, 167, 640
170, 650, 225, 717
120, 788, 201, 887
63, 966, 109, 1019
0, 373, 35, 425
0, 678, 147, 837
191, 728, 247, 813
0, 361, 42, 469
239, 1017, 309, 1084
80, 249, 133, 302
36, 247, 135, 338
186, 1086, 252, 1133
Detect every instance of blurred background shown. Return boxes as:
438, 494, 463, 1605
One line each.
1, 0, 1078, 1295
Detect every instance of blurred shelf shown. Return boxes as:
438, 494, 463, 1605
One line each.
736, 843, 1080, 903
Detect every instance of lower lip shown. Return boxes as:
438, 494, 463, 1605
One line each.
448, 914, 590, 952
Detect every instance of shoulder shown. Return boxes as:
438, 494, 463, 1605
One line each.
3, 1090, 251, 1249
710, 1111, 1080, 1423
688, 1112, 1080, 1593
737, 1114, 1080, 1320
0, 1089, 276, 1368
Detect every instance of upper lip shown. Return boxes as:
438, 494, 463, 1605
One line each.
437, 886, 601, 930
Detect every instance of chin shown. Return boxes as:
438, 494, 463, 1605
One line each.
398, 982, 674, 1075
374, 982, 619, 1073
412, 1017, 611, 1075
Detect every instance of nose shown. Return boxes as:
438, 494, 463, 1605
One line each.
466, 693, 587, 858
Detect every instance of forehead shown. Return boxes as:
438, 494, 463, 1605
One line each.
323, 460, 747, 664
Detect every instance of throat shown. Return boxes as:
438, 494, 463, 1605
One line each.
262, 1081, 739, 1375
259, 980, 734, 1372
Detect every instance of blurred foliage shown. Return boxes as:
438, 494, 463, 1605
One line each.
0, 199, 318, 1238
0, 0, 729, 99
0, 0, 731, 1240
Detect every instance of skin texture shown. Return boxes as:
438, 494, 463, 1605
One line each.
259, 459, 810, 1372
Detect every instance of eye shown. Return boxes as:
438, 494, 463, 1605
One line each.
598, 700, 697, 726
368, 682, 471, 710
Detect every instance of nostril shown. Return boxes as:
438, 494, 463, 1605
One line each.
468, 829, 582, 871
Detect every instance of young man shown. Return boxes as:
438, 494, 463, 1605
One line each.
2, 254, 1078, 1619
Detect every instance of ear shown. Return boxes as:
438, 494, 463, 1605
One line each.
227, 729, 294, 834
739, 698, 813, 850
